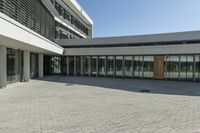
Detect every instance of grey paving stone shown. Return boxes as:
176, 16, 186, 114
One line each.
0, 76, 200, 133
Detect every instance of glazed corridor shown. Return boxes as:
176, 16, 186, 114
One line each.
44, 55, 200, 81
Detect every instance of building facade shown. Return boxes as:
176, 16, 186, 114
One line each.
0, 0, 200, 88
0, 0, 92, 88
47, 32, 200, 82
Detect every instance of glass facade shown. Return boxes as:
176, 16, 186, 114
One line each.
50, 0, 90, 37
76, 56, 81, 76
30, 53, 38, 79
69, 56, 74, 76
134, 56, 143, 78
115, 56, 123, 77
143, 56, 154, 78
98, 56, 106, 76
83, 56, 90, 76
195, 55, 200, 81
124, 56, 133, 78
43, 55, 200, 81
166, 56, 179, 79
106, 56, 114, 77
7, 48, 23, 84
91, 56, 97, 76
44, 56, 61, 75
165, 55, 195, 80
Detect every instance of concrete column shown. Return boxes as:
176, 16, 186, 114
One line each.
23, 51, 30, 82
0, 46, 7, 88
38, 54, 44, 78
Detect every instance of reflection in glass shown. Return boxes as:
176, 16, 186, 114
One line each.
83, 56, 90, 76
115, 56, 123, 77
168, 56, 179, 78
76, 56, 81, 76
186, 56, 194, 79
91, 56, 97, 76
61, 56, 67, 75
69, 56, 74, 76
124, 56, 132, 77
52, 56, 61, 74
98, 56, 106, 76
195, 55, 200, 80
143, 56, 154, 78
180, 55, 187, 79
134, 56, 143, 78
107, 56, 114, 76
30, 53, 38, 79
7, 48, 23, 83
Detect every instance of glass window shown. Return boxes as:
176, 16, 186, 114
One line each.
91, 56, 97, 76
168, 56, 179, 79
124, 56, 133, 78
180, 55, 187, 79
61, 56, 67, 75
7, 48, 23, 83
30, 53, 38, 79
52, 57, 61, 74
186, 55, 194, 79
83, 56, 90, 76
76, 56, 81, 76
98, 56, 106, 76
133, 56, 143, 78
68, 56, 74, 76
143, 56, 154, 78
106, 56, 114, 77
195, 55, 200, 80
115, 56, 123, 77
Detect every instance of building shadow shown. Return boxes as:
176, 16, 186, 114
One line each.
36, 75, 200, 96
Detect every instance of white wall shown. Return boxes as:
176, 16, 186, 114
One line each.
64, 43, 200, 56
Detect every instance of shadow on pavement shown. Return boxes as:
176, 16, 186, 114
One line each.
36, 76, 200, 96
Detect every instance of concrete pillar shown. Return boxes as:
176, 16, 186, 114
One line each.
0, 46, 7, 88
23, 51, 30, 82
38, 54, 44, 78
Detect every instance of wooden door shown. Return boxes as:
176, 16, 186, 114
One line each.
154, 56, 164, 80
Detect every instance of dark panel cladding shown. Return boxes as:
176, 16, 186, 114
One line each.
0, 0, 55, 41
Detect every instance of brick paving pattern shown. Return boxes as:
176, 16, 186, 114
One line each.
0, 76, 200, 133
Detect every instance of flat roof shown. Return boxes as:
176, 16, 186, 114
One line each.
57, 30, 200, 48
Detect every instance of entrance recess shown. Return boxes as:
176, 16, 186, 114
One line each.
154, 56, 164, 80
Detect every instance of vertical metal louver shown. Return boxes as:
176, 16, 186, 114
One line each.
0, 0, 55, 41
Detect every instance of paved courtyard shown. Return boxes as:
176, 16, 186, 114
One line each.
0, 76, 200, 133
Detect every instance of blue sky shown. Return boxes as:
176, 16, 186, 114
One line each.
77, 0, 200, 37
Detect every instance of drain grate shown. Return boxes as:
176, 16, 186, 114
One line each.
140, 89, 150, 93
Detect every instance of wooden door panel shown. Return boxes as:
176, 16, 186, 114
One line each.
154, 56, 164, 80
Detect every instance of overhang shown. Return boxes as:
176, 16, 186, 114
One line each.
0, 13, 63, 55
